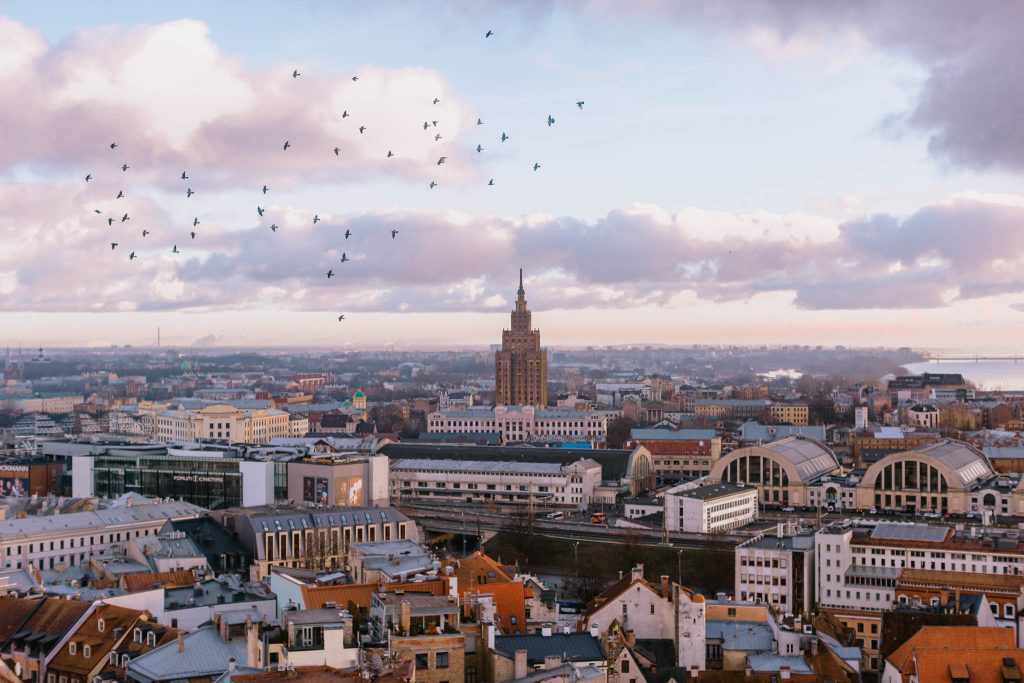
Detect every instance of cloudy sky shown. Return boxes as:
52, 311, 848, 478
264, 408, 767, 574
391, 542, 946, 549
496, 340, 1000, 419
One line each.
2, 1, 1023, 350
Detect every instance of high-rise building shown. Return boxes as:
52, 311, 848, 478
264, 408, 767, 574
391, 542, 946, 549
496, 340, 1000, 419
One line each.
495, 269, 548, 406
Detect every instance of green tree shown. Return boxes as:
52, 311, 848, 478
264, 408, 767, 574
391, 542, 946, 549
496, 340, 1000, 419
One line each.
606, 417, 636, 449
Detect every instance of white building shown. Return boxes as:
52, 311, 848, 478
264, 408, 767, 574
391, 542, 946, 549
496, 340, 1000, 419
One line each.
426, 405, 615, 445
0, 500, 205, 572
156, 403, 291, 444
735, 525, 816, 616
390, 457, 603, 507
664, 482, 759, 533
907, 404, 940, 429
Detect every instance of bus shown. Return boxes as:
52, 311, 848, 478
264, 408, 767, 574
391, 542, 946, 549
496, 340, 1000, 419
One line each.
589, 511, 607, 524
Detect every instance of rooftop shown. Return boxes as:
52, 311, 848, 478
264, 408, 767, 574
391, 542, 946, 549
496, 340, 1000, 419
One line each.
493, 632, 605, 665
379, 443, 638, 480
630, 428, 717, 441
127, 625, 246, 683
671, 482, 753, 501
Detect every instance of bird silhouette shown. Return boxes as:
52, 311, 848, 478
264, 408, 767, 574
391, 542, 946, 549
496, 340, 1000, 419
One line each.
340, 253, 349, 263
110, 242, 118, 250
341, 110, 349, 118
283, 140, 291, 151
432, 120, 438, 127
345, 229, 352, 239
429, 181, 437, 189
476, 118, 483, 125
533, 162, 541, 171
116, 190, 124, 199
262, 185, 269, 194
257, 206, 265, 217
437, 156, 447, 165
387, 150, 394, 158
110, 142, 118, 149
193, 217, 200, 227
326, 269, 334, 278
142, 229, 149, 237
476, 144, 483, 153
190, 231, 197, 239
351, 76, 359, 81
181, 171, 188, 180
292, 69, 300, 78
434, 134, 442, 142
334, 147, 341, 155
391, 229, 398, 238
313, 214, 320, 224
501, 132, 508, 142
358, 126, 366, 134
121, 163, 129, 172
121, 213, 129, 222
186, 188, 194, 198
433, 98, 440, 105
270, 224, 279, 232
547, 115, 555, 126
485, 30, 493, 37
94, 209, 102, 214
107, 218, 114, 226
172, 245, 179, 254
85, 174, 92, 182
577, 101, 585, 109
338, 314, 345, 321
129, 251, 136, 260
488, 179, 495, 186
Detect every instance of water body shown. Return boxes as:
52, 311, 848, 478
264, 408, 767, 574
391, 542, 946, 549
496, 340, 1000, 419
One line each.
902, 360, 1024, 391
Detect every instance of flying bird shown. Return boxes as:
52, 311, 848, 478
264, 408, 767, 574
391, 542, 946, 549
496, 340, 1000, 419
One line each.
358, 126, 366, 134
485, 30, 493, 37
476, 144, 483, 153
344, 229, 351, 239
488, 179, 495, 186
93, 209, 101, 214
387, 150, 394, 158
337, 314, 345, 321
334, 147, 341, 155
423, 121, 430, 130
121, 213, 129, 222
434, 134, 442, 142
142, 229, 149, 237
341, 110, 349, 118
116, 190, 124, 199
129, 251, 136, 260
283, 140, 291, 151
533, 162, 541, 171
340, 253, 349, 263
110, 242, 118, 250
292, 69, 300, 78
500, 132, 508, 142
172, 245, 179, 254
181, 171, 188, 180
261, 185, 268, 194
326, 269, 334, 278
437, 156, 447, 165
576, 100, 585, 109
257, 206, 265, 217
432, 120, 438, 127
270, 224, 278, 232
186, 188, 194, 198
547, 115, 555, 126
429, 181, 437, 189
476, 118, 483, 125
110, 142, 118, 149
313, 214, 320, 224
85, 174, 92, 182
107, 218, 114, 226
391, 229, 398, 238
190, 231, 197, 239
433, 98, 440, 105
351, 76, 359, 81
193, 217, 200, 227
121, 163, 129, 172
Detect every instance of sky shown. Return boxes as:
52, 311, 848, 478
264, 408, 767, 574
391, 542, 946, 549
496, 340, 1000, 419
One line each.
1, 1, 1023, 351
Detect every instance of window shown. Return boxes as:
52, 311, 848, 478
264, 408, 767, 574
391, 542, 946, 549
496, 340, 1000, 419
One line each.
83, 645, 91, 659
69, 642, 77, 656
147, 631, 157, 646
622, 603, 628, 615
436, 652, 449, 668
621, 660, 630, 673
415, 653, 429, 670
510, 616, 517, 625
134, 628, 142, 643
97, 619, 105, 633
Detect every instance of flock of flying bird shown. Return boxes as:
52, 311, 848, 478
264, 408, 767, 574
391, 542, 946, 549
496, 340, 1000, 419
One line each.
82, 29, 583, 322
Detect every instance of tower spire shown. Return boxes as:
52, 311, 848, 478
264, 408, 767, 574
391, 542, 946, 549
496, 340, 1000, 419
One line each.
517, 268, 525, 299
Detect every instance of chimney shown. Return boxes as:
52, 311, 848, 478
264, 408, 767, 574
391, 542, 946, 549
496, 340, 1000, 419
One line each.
177, 631, 184, 654
777, 522, 784, 539
625, 630, 635, 647
514, 649, 529, 679
544, 655, 562, 670
541, 624, 552, 637
809, 637, 819, 656
589, 623, 600, 638
689, 665, 700, 679
228, 657, 237, 672
486, 622, 496, 650
660, 575, 669, 599
745, 665, 753, 679
399, 601, 411, 634
940, 588, 950, 608
631, 564, 644, 582
780, 665, 791, 680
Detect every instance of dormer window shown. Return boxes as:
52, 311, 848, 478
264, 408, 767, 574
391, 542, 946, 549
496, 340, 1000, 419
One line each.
68, 642, 76, 656
121, 655, 130, 668
109, 653, 117, 666
83, 645, 91, 659
134, 628, 142, 643
146, 631, 157, 647
97, 619, 105, 633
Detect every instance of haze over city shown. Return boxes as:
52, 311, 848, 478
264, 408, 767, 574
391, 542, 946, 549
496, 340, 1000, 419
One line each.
2, 1, 1023, 351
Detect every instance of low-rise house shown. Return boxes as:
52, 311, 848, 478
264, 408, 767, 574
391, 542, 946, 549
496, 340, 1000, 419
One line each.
278, 608, 358, 670
0, 597, 90, 683
126, 615, 249, 683
880, 625, 1024, 683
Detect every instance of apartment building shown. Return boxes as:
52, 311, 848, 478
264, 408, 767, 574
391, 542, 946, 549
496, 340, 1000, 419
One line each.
156, 403, 292, 444
664, 482, 759, 533
735, 526, 816, 616
624, 428, 722, 479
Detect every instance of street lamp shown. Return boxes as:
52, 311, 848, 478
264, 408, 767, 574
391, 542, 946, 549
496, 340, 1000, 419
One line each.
677, 549, 683, 585
573, 541, 580, 579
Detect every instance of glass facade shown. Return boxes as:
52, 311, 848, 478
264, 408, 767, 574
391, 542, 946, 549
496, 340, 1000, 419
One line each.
92, 453, 244, 509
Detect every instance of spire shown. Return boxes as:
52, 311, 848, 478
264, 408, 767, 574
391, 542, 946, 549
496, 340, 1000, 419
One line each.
517, 268, 525, 299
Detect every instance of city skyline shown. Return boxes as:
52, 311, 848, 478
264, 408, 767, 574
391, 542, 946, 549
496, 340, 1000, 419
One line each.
2, 2, 1023, 350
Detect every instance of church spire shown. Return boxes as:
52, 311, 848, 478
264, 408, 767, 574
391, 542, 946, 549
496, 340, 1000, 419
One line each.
517, 268, 525, 299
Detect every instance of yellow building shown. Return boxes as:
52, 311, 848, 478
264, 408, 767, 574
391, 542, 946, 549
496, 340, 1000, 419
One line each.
769, 403, 810, 426
156, 403, 291, 443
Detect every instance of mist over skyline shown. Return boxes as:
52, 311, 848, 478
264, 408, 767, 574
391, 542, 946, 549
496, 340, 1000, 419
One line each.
2, 1, 1023, 350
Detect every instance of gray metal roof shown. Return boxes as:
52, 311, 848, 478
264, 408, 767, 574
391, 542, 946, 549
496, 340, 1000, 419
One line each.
127, 626, 246, 683
909, 439, 995, 487
380, 443, 636, 480
870, 523, 949, 543
739, 422, 826, 443
747, 654, 813, 674
0, 501, 205, 539
494, 633, 605, 665
759, 437, 840, 481
705, 620, 773, 652
390, 458, 568, 475
630, 428, 717, 441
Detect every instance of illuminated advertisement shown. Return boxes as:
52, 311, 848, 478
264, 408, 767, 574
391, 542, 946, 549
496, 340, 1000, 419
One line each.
0, 466, 30, 497
303, 476, 329, 505
335, 475, 364, 507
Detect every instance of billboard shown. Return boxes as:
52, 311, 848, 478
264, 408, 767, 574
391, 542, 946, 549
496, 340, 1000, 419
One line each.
335, 475, 364, 507
0, 465, 30, 497
303, 477, 329, 506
